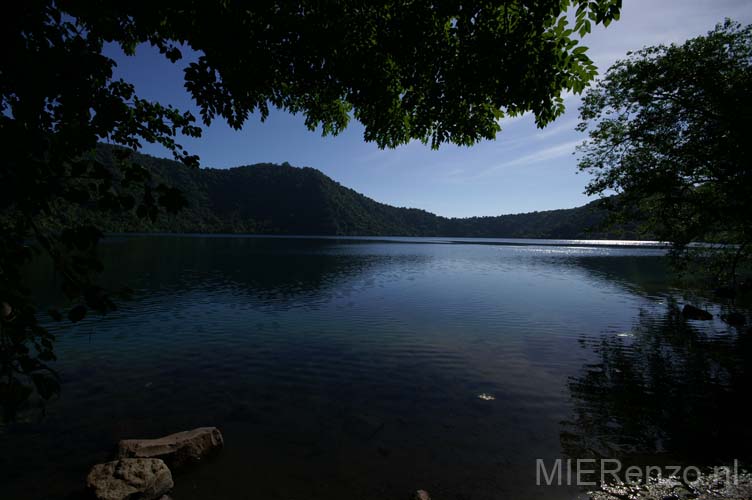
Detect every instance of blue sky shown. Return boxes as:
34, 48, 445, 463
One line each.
109, 0, 752, 218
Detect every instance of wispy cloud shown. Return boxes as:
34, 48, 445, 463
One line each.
534, 117, 579, 140
475, 139, 581, 178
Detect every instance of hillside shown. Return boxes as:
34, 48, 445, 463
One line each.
87, 146, 642, 239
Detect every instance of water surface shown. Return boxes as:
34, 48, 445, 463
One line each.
2, 236, 749, 500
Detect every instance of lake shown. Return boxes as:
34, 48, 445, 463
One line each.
2, 235, 750, 500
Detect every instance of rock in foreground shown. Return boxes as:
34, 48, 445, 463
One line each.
86, 458, 173, 500
588, 471, 752, 500
682, 304, 713, 320
118, 427, 224, 467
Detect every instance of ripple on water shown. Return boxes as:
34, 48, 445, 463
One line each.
3, 236, 749, 500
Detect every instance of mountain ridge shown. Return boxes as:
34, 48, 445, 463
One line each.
88, 145, 643, 239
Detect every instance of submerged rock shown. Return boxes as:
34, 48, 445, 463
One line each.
714, 286, 737, 299
722, 312, 747, 328
1, 301, 12, 319
682, 304, 713, 320
118, 427, 224, 467
86, 458, 173, 500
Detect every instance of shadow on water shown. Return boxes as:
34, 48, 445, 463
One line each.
26, 236, 396, 307
570, 255, 672, 298
561, 300, 752, 473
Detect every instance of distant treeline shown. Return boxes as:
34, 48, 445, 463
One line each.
81, 145, 646, 239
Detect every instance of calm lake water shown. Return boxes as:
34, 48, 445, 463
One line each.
2, 235, 750, 500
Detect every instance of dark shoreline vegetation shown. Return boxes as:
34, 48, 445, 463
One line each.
72, 145, 643, 241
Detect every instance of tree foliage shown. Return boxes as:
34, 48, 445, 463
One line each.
1, 0, 621, 419
59, 0, 620, 147
576, 20, 752, 284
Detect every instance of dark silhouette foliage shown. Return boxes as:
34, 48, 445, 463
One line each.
577, 20, 752, 285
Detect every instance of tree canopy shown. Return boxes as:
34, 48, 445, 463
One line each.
576, 19, 752, 283
57, 0, 620, 148
1, 0, 621, 419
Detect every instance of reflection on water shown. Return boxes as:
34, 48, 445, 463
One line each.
562, 301, 752, 468
1, 236, 749, 500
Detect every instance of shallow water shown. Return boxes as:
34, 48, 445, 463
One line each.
1, 236, 750, 500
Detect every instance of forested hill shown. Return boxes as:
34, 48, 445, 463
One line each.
89, 146, 641, 239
